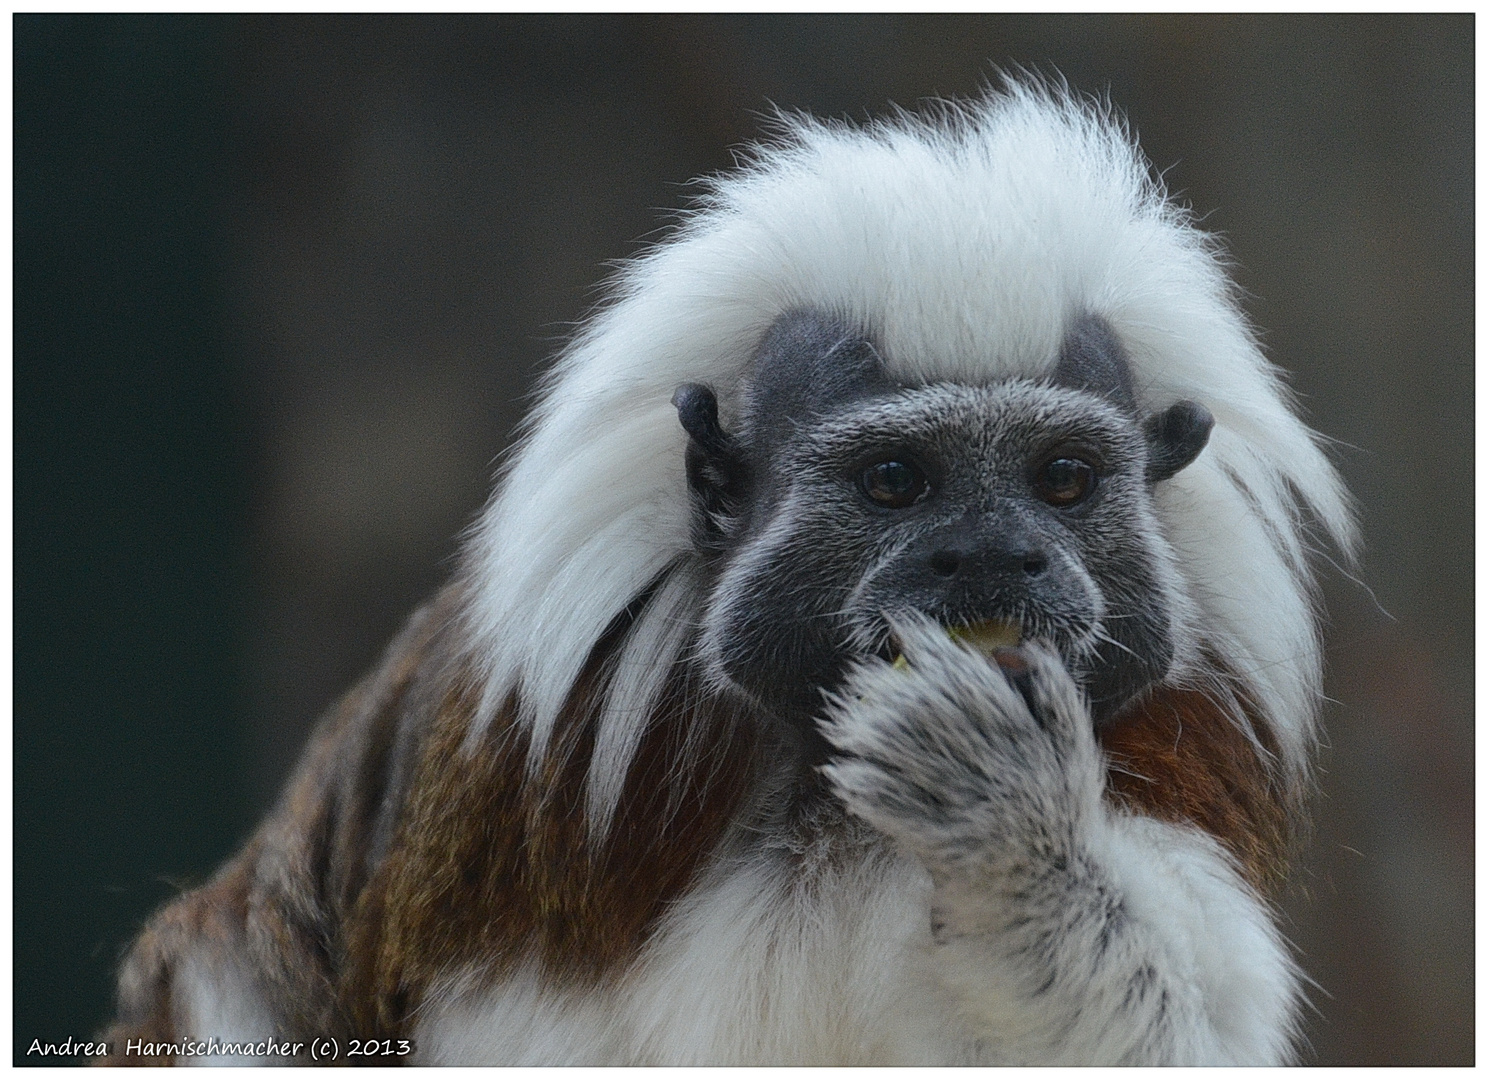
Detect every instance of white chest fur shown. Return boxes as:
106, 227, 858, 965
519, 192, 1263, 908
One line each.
413, 849, 975, 1066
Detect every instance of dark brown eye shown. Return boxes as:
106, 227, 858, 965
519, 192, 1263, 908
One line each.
861, 460, 928, 509
1035, 457, 1096, 507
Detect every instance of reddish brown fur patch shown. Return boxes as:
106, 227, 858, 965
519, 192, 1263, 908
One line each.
342, 611, 759, 1038
1099, 678, 1294, 896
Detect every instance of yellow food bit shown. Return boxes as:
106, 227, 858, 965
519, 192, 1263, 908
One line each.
947, 619, 1022, 656
889, 619, 1021, 669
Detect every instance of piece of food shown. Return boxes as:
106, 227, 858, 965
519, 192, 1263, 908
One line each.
946, 619, 1022, 655
891, 619, 1022, 669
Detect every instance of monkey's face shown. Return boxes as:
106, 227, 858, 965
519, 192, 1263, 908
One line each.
676, 310, 1210, 732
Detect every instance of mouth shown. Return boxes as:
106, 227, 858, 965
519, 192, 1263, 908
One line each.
889, 617, 1022, 669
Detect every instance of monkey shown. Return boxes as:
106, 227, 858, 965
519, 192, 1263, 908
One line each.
101, 82, 1354, 1065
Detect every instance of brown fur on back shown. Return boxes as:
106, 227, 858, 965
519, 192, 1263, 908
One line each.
339, 599, 759, 1037
100, 586, 466, 1063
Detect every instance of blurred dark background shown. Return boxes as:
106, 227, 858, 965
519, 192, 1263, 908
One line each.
14, 14, 1472, 1065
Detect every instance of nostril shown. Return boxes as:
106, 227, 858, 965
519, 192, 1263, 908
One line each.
1022, 553, 1047, 576
928, 551, 961, 577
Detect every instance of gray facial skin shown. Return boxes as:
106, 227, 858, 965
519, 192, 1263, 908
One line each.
674, 310, 1212, 752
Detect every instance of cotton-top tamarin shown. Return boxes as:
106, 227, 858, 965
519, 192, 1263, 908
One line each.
103, 83, 1354, 1066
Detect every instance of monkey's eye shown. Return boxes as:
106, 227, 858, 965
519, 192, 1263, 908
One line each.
1034, 457, 1097, 507
860, 460, 929, 509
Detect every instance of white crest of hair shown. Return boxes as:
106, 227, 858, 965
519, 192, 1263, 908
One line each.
458, 79, 1356, 824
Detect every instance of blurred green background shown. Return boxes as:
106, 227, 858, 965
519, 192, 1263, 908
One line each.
13, 14, 1472, 1065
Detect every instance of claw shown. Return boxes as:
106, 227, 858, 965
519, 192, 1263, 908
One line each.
992, 647, 1037, 715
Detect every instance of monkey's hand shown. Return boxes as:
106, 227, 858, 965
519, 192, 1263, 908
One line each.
819, 615, 1297, 1065
820, 615, 1100, 892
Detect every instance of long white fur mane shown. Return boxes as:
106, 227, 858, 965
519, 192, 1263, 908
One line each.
458, 82, 1356, 837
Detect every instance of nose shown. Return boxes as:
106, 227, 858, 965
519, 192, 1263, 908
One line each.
927, 542, 1047, 580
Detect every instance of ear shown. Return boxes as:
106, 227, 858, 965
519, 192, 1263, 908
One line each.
673, 382, 746, 550
1052, 314, 1213, 481
1144, 400, 1215, 482
740, 309, 894, 453
1050, 313, 1138, 413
